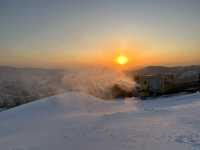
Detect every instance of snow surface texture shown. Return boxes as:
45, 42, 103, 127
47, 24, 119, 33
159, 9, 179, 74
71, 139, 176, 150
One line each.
0, 92, 200, 150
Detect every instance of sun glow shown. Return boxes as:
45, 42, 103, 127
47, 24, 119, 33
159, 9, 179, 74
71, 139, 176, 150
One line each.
116, 55, 129, 65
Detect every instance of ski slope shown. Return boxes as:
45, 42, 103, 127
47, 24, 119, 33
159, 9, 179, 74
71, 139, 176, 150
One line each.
0, 92, 200, 150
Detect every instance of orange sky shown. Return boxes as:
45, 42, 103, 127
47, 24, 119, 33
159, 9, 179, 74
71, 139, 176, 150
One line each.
0, 0, 200, 69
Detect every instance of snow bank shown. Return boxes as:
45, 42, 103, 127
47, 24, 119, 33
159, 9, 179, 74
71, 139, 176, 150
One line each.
0, 92, 200, 150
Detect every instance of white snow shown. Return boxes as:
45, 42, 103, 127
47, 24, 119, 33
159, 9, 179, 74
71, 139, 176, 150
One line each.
0, 92, 200, 150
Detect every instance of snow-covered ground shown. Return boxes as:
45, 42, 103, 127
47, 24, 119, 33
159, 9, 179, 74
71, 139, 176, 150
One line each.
0, 92, 200, 150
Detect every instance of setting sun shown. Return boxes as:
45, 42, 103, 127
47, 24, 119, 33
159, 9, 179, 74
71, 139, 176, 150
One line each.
116, 55, 129, 65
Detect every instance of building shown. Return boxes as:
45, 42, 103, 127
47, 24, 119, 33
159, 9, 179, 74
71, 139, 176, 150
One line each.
135, 74, 176, 97
135, 72, 200, 97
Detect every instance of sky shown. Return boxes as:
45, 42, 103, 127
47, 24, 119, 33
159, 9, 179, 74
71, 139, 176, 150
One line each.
0, 0, 200, 69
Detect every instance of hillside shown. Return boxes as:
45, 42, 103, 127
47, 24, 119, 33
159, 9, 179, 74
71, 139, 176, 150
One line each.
127, 65, 200, 77
0, 66, 135, 107
0, 92, 200, 150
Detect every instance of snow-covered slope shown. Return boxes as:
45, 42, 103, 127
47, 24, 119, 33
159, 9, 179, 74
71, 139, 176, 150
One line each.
0, 92, 200, 150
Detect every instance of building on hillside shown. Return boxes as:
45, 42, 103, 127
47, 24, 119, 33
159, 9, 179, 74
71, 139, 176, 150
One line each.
134, 74, 175, 97
135, 72, 200, 97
